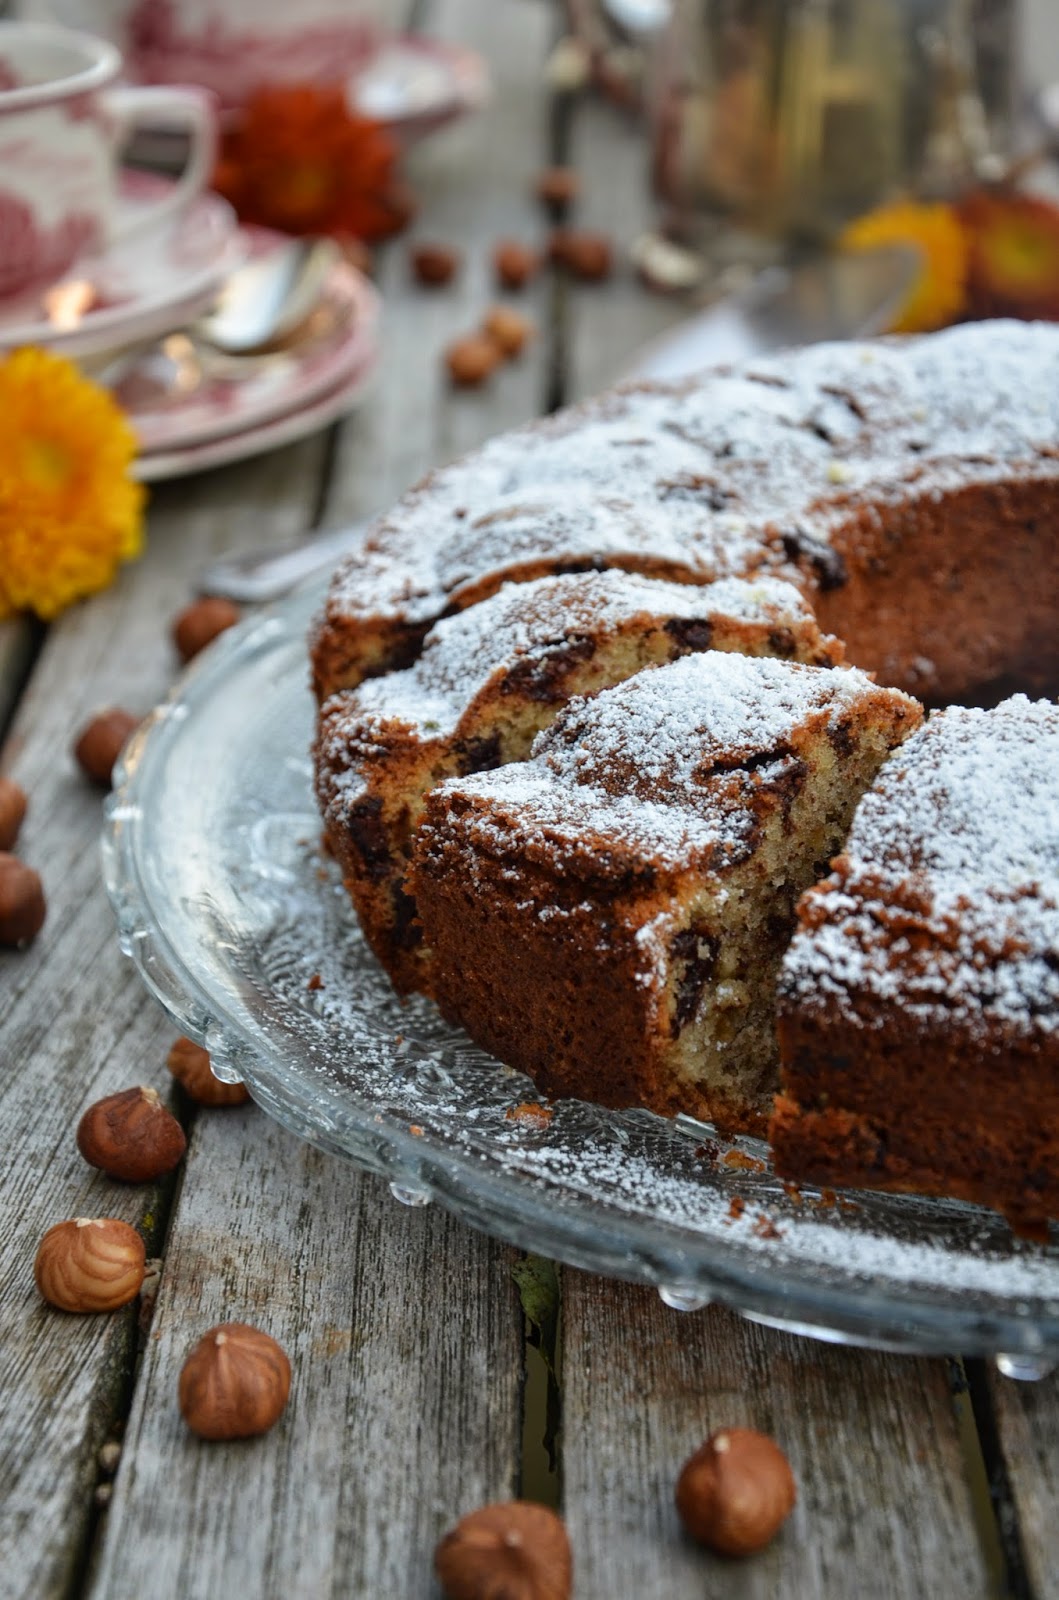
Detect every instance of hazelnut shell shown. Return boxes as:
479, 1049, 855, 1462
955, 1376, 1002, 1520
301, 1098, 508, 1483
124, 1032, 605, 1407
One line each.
493, 240, 540, 290
0, 853, 46, 946
73, 709, 139, 788
675, 1427, 796, 1557
435, 1501, 572, 1600
411, 242, 461, 286
35, 1217, 146, 1312
549, 229, 613, 282
483, 306, 534, 359
77, 1086, 187, 1182
535, 165, 580, 209
446, 334, 501, 388
172, 597, 241, 664
0, 777, 27, 851
166, 1037, 250, 1106
179, 1322, 292, 1440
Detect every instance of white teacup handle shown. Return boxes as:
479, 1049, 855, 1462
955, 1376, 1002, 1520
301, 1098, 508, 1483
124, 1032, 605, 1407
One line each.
104, 84, 218, 240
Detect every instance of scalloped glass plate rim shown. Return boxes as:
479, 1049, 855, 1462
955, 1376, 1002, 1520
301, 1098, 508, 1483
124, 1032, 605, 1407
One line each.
101, 579, 1059, 1363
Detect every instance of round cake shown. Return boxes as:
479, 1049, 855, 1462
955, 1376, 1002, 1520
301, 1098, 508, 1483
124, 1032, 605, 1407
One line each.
312, 318, 1059, 1227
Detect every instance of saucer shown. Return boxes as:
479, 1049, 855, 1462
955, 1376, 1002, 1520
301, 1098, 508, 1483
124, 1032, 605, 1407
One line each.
133, 348, 378, 482
352, 35, 491, 142
0, 172, 243, 361
114, 240, 380, 456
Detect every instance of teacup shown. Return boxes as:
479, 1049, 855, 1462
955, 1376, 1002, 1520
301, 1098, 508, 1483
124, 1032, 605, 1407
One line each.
19, 0, 399, 108
0, 21, 216, 299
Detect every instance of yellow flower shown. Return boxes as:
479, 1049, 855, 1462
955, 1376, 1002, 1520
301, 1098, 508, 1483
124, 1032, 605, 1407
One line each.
0, 347, 144, 621
840, 200, 969, 334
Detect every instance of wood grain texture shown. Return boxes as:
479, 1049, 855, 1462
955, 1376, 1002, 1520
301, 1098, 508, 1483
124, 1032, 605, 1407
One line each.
986, 1367, 1059, 1599
0, 441, 327, 1600
560, 1276, 993, 1600
324, 0, 555, 529
87, 1114, 522, 1599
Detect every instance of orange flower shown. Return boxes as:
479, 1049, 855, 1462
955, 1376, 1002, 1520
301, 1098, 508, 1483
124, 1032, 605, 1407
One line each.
960, 190, 1059, 322
213, 85, 414, 241
840, 200, 969, 334
0, 348, 144, 621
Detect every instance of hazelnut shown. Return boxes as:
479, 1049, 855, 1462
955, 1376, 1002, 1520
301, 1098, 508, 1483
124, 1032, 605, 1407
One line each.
34, 1217, 146, 1312
445, 334, 502, 388
675, 1427, 796, 1557
0, 777, 27, 851
549, 229, 613, 282
0, 853, 45, 947
77, 1086, 187, 1182
435, 1502, 572, 1600
179, 1322, 291, 1440
535, 165, 580, 210
410, 241, 461, 287
493, 239, 540, 291
483, 306, 535, 359
172, 596, 241, 664
73, 709, 139, 788
166, 1036, 250, 1106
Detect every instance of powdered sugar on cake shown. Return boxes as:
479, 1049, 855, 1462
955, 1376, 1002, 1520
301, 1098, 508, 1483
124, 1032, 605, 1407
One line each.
316, 321, 1059, 646
783, 697, 1059, 1034
428, 652, 893, 874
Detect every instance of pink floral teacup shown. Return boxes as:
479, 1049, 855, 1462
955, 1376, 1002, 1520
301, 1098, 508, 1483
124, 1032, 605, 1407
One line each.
19, 0, 398, 109
0, 21, 216, 299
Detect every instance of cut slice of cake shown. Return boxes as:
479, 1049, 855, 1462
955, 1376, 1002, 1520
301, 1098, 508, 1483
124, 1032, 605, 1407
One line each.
409, 653, 921, 1132
772, 696, 1059, 1230
315, 570, 842, 993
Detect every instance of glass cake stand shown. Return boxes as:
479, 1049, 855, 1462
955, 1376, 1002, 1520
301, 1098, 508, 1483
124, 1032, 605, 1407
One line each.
103, 578, 1059, 1368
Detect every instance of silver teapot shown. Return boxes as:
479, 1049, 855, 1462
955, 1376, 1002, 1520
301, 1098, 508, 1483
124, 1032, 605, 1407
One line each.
596, 0, 1017, 244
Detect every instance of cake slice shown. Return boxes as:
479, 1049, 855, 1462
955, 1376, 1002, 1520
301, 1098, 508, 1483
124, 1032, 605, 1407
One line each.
772, 696, 1059, 1229
315, 570, 841, 993
409, 653, 921, 1132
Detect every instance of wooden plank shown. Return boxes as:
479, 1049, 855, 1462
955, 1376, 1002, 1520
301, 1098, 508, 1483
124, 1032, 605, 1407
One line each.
85, 2, 548, 1594
984, 1367, 1059, 1599
324, 0, 556, 530
0, 619, 37, 740
561, 1276, 993, 1600
87, 1114, 522, 1599
0, 439, 328, 1600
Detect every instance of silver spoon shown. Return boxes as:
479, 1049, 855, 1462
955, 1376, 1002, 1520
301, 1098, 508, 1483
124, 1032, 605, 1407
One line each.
92, 238, 341, 393
199, 245, 915, 603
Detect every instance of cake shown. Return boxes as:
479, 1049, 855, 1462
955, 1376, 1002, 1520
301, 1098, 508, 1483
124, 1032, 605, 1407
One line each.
315, 570, 841, 993
409, 653, 922, 1134
772, 696, 1059, 1230
312, 321, 1059, 708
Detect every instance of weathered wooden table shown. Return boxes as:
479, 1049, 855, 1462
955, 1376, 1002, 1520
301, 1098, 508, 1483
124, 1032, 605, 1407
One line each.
3, 2, 1059, 1595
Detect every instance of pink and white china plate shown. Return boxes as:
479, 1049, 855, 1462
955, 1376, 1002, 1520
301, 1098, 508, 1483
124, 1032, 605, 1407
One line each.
0, 170, 241, 358
133, 346, 379, 482
115, 247, 380, 455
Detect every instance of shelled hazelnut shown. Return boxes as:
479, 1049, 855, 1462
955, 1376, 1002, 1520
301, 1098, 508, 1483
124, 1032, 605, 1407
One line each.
548, 229, 613, 282
410, 241, 461, 287
34, 1217, 146, 1312
0, 777, 27, 851
0, 853, 46, 947
73, 709, 139, 788
172, 596, 241, 664
179, 1322, 291, 1440
493, 240, 540, 291
77, 1087, 187, 1182
166, 1036, 250, 1106
435, 1502, 572, 1600
675, 1427, 796, 1557
534, 165, 580, 210
445, 334, 502, 388
483, 306, 535, 359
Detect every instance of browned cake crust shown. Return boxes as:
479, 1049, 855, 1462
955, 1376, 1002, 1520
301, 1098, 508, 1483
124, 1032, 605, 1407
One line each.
314, 571, 841, 992
410, 654, 921, 1133
311, 322, 1059, 707
773, 697, 1059, 1229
